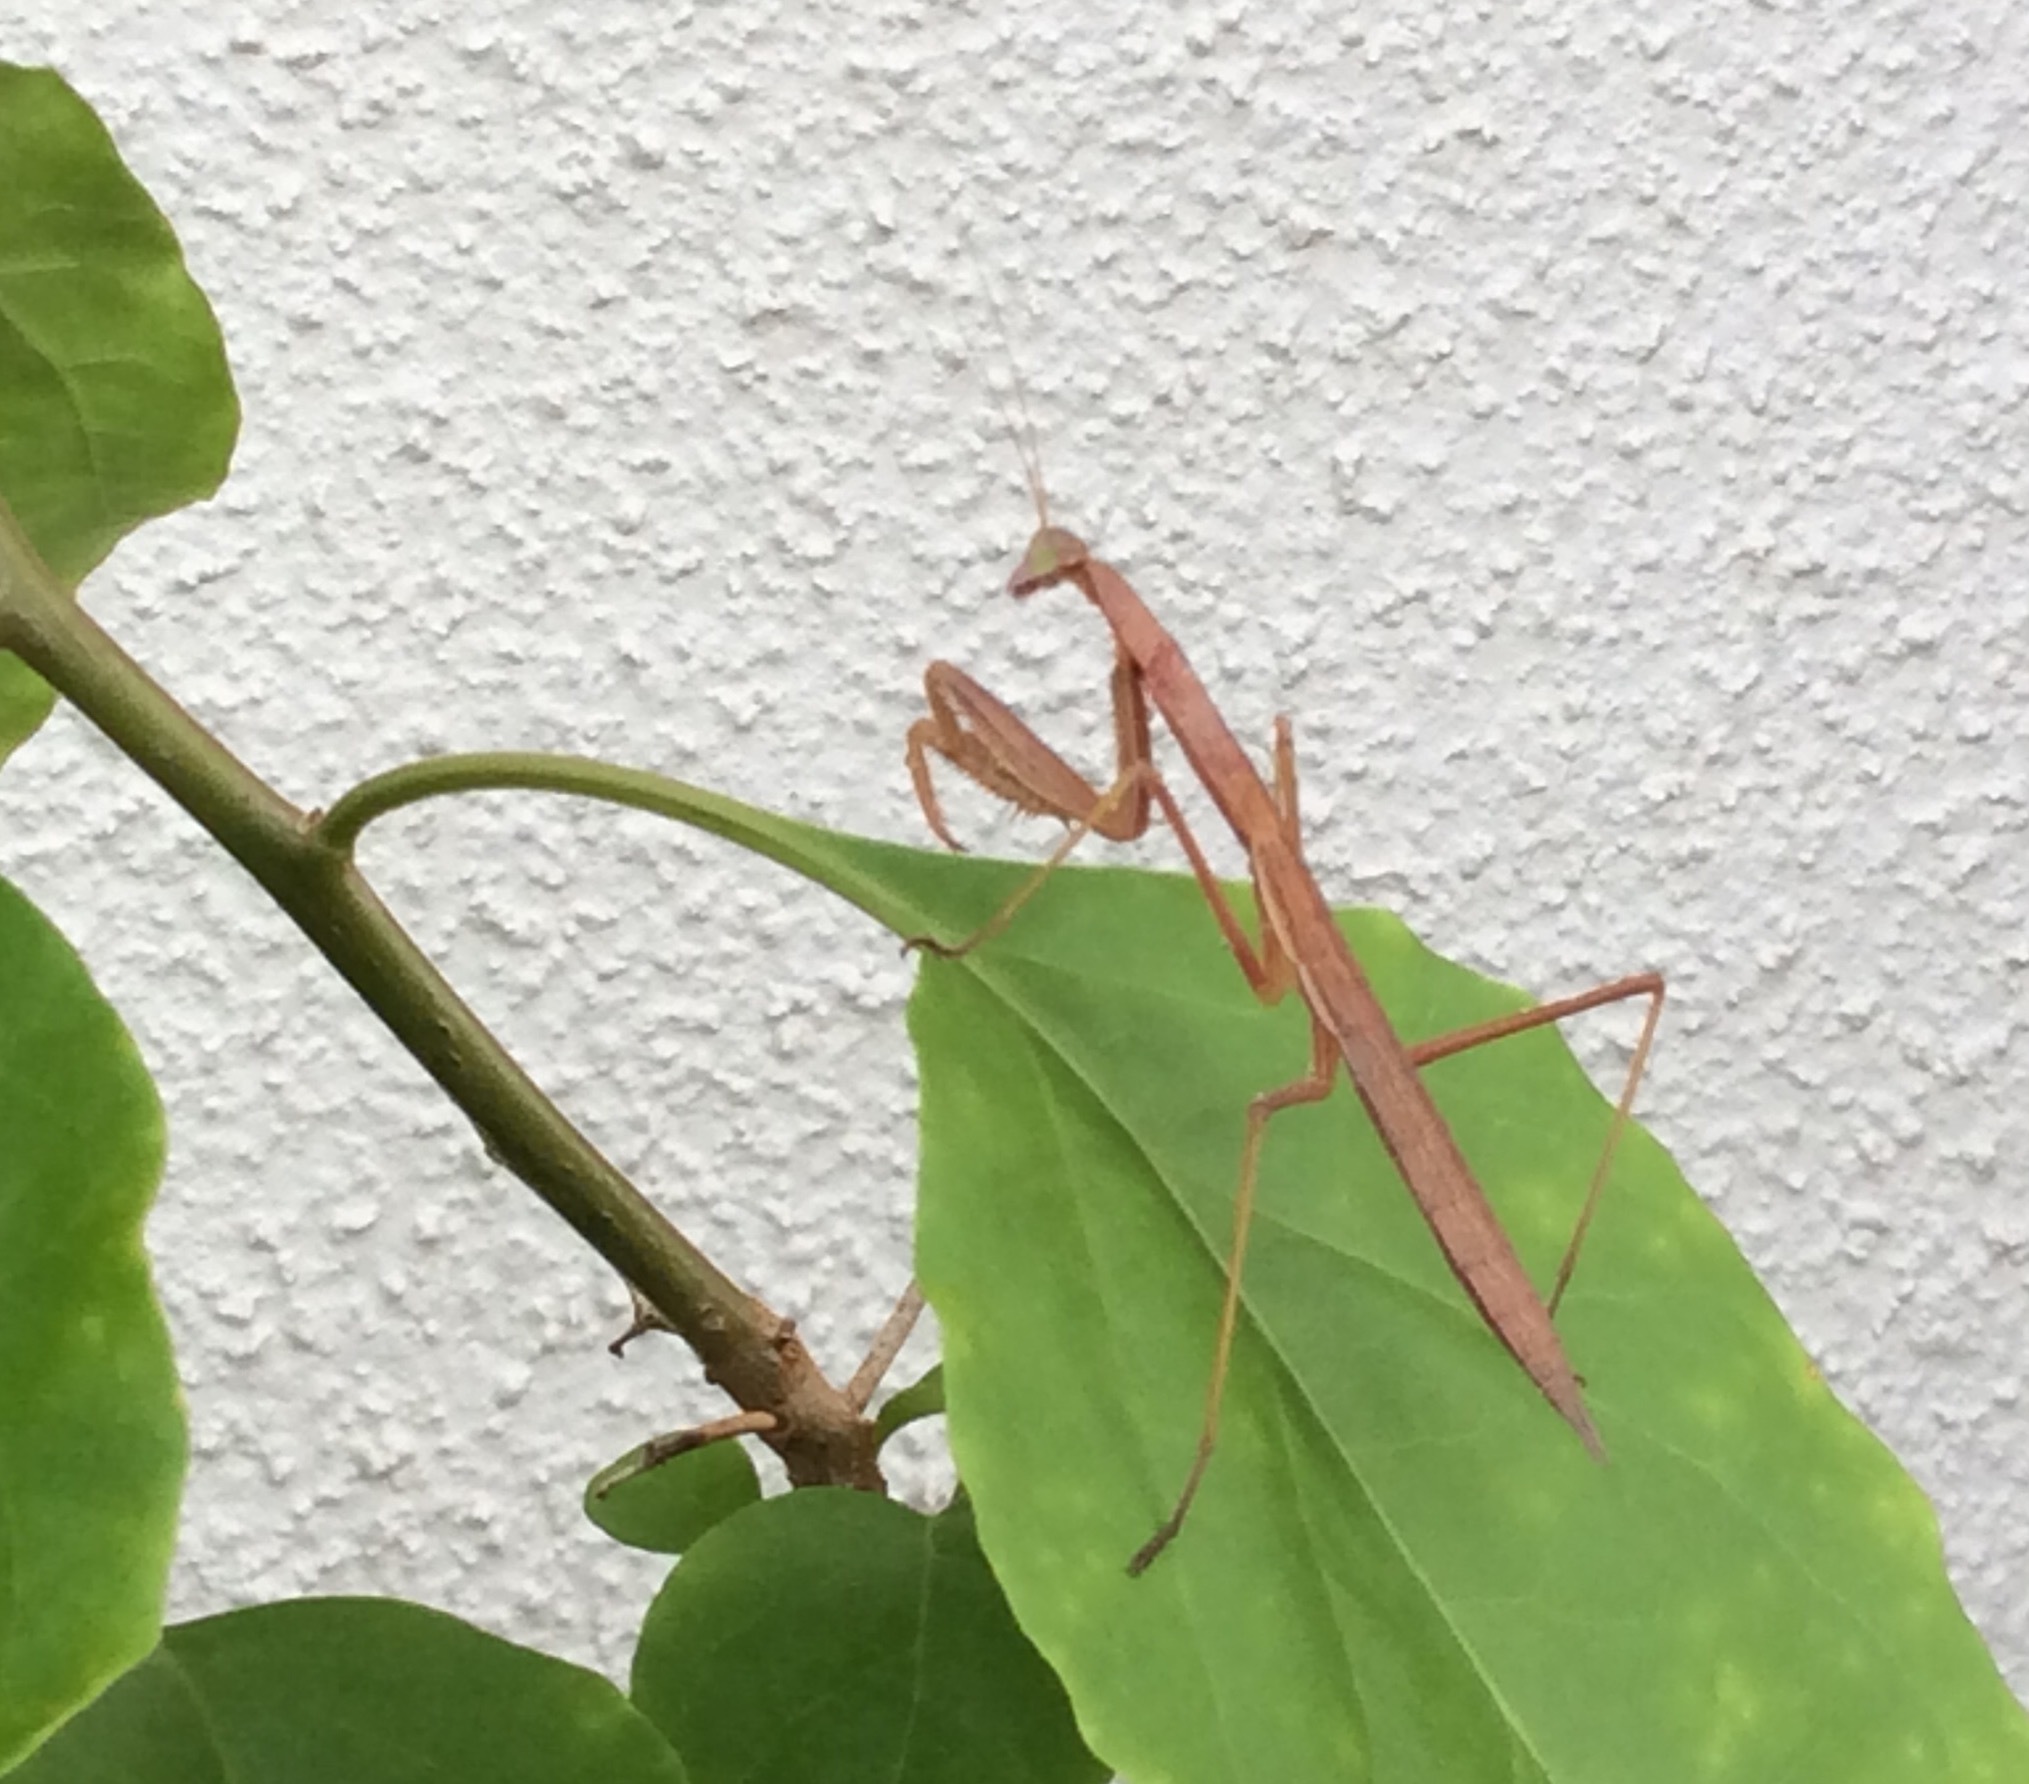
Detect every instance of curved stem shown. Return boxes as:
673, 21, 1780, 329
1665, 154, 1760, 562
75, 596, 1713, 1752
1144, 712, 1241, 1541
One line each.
319, 752, 740, 856
0, 504, 880, 1491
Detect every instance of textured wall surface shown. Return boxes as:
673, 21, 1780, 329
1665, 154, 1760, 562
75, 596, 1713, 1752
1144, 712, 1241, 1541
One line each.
5, 0, 2026, 1693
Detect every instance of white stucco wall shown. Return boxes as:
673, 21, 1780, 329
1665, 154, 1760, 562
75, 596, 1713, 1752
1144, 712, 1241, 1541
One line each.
4, 0, 2026, 1697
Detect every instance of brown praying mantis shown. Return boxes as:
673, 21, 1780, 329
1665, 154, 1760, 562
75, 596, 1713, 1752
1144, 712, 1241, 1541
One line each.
906, 457, 1666, 1576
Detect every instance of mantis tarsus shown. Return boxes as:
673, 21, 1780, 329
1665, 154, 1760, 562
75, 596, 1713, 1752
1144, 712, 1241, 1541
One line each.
908, 476, 1665, 1576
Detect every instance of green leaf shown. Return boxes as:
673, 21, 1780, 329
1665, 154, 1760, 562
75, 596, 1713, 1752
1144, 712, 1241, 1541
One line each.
874, 1362, 945, 1444
630, 1490, 1103, 1784
0, 873, 182, 1771
575, 785, 2027, 1782
10, 1597, 690, 1783
585, 1438, 763, 1555
0, 63, 239, 761
906, 866, 2029, 1783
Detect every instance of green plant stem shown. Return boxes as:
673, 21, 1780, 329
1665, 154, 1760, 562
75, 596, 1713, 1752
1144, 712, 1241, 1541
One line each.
320, 752, 745, 854
0, 505, 880, 1491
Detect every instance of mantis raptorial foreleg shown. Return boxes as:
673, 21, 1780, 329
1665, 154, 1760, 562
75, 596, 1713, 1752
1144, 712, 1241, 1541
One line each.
908, 647, 1150, 852
909, 650, 1297, 994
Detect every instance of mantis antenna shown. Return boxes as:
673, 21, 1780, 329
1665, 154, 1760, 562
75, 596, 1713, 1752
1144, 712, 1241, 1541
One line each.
961, 231, 1054, 530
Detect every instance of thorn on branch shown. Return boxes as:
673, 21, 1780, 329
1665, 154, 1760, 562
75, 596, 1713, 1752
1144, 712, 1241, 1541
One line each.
609, 1284, 676, 1356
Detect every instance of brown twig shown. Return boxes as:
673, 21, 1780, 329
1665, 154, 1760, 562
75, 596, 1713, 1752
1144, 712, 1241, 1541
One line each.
846, 1282, 927, 1412
0, 502, 883, 1493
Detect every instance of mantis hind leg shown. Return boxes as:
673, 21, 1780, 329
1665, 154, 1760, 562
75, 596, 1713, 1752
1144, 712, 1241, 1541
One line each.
1405, 973, 1667, 1316
1128, 1015, 1339, 1576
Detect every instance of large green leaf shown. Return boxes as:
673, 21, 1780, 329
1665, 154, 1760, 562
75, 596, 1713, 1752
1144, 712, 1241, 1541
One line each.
630, 1489, 1103, 1784
0, 873, 181, 1771
615, 788, 2027, 1784
0, 64, 238, 761
9, 1598, 690, 1783
909, 868, 2029, 1782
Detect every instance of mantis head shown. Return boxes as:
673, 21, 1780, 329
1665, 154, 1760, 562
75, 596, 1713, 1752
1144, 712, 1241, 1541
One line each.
1008, 526, 1091, 597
